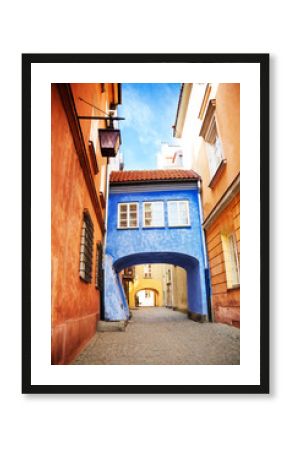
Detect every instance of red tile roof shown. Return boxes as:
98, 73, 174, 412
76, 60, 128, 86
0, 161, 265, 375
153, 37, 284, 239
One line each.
110, 169, 200, 184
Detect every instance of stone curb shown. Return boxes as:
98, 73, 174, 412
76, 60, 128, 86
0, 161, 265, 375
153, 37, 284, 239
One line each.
97, 320, 127, 332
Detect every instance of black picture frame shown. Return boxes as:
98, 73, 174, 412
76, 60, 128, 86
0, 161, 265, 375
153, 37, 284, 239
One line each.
22, 53, 269, 394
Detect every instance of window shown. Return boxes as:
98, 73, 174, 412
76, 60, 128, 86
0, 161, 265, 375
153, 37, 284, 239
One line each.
205, 121, 224, 179
143, 202, 164, 227
144, 264, 152, 278
79, 211, 94, 283
168, 201, 190, 227
95, 241, 103, 290
123, 266, 134, 279
221, 233, 240, 288
166, 268, 172, 284
118, 203, 139, 229
200, 99, 226, 183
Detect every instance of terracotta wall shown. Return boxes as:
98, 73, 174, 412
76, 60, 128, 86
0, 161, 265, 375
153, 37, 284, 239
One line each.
206, 192, 240, 327
51, 83, 115, 364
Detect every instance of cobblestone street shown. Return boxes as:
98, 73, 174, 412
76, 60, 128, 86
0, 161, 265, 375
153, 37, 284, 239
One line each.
72, 307, 240, 365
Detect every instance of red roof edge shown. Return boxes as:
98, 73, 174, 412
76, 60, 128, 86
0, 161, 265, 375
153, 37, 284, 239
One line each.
110, 169, 201, 185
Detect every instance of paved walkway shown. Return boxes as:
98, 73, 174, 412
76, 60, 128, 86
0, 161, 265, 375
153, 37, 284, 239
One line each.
72, 307, 240, 365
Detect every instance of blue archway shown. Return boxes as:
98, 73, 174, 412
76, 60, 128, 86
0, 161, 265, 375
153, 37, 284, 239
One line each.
113, 251, 204, 320
104, 176, 209, 322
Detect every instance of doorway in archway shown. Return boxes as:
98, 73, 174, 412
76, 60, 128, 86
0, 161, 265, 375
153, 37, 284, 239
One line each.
119, 261, 189, 314
137, 289, 156, 307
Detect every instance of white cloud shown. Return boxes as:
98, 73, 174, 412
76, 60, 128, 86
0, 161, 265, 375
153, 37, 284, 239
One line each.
121, 85, 161, 147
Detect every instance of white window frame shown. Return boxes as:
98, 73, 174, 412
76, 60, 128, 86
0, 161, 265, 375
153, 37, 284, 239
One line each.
200, 99, 226, 184
117, 202, 139, 229
221, 233, 240, 289
142, 201, 165, 228
205, 123, 224, 179
167, 200, 190, 227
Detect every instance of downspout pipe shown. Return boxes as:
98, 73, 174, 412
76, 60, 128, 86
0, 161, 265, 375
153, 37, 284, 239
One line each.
101, 157, 111, 320
197, 180, 212, 321
197, 180, 208, 269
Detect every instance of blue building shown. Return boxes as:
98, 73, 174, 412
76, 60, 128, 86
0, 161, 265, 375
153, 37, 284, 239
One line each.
104, 169, 209, 322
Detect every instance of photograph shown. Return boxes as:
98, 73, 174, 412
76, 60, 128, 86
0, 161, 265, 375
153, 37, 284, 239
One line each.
52, 82, 240, 366
22, 54, 269, 393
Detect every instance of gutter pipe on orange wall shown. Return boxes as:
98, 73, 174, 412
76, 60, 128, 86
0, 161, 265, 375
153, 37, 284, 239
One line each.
100, 157, 111, 320
197, 180, 208, 269
197, 179, 212, 322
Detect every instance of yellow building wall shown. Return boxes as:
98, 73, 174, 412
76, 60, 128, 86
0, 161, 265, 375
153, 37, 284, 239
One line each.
129, 278, 163, 308
172, 266, 187, 312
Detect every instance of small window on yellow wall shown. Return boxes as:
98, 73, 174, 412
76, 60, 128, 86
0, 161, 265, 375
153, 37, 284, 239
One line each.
221, 233, 240, 289
199, 99, 226, 184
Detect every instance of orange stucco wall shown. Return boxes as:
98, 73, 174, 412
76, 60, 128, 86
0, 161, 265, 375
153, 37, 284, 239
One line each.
206, 192, 240, 327
198, 84, 240, 220
51, 83, 116, 364
193, 84, 240, 327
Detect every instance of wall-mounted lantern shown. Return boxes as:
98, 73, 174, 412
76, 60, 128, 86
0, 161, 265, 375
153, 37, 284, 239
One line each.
98, 124, 121, 158
78, 98, 125, 158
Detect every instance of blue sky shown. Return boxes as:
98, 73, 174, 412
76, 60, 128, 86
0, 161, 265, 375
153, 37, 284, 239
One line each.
118, 83, 181, 170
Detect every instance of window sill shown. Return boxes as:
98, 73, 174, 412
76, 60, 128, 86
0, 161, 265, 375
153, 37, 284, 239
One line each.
142, 225, 165, 229
227, 284, 240, 291
79, 275, 92, 284
168, 224, 191, 228
117, 227, 139, 230
208, 159, 227, 189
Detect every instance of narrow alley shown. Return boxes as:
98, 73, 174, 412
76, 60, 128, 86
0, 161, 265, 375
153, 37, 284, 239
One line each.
72, 308, 240, 365
51, 82, 240, 365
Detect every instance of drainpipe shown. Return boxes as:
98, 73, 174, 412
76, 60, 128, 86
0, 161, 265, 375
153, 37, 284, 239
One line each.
100, 157, 110, 320
103, 157, 110, 249
197, 180, 213, 321
197, 180, 208, 269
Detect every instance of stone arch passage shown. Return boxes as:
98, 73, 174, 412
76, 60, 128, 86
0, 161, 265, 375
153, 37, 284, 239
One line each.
131, 282, 163, 308
104, 251, 207, 322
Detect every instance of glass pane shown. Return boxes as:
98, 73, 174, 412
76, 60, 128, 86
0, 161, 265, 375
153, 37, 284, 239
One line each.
120, 219, 127, 228
119, 204, 128, 227
143, 202, 163, 226
179, 202, 189, 225
229, 235, 239, 285
168, 202, 178, 225
129, 218, 137, 227
215, 137, 223, 159
144, 203, 152, 226
152, 203, 163, 226
129, 204, 137, 212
